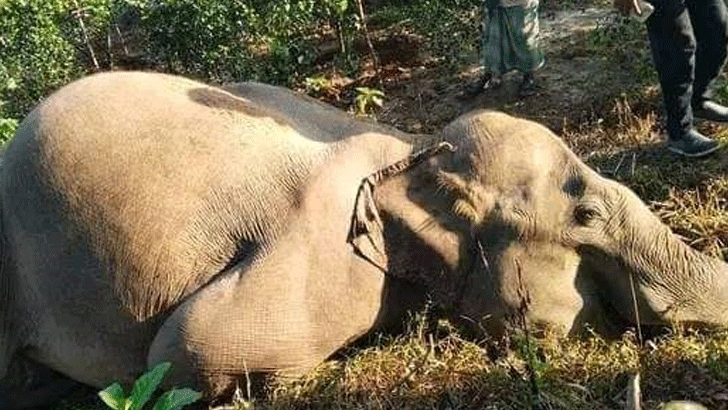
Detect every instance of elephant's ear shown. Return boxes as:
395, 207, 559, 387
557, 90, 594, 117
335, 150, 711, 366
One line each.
347, 141, 457, 271
347, 179, 387, 271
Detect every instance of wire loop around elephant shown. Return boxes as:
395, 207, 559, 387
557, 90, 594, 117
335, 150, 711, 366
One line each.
346, 142, 457, 271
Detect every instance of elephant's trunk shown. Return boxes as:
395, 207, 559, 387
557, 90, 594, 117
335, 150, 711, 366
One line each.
624, 204, 728, 327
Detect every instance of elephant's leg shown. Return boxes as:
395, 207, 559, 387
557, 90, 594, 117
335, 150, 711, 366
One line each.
0, 354, 81, 409
147, 271, 324, 399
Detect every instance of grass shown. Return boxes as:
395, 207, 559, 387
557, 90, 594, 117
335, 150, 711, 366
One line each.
229, 324, 728, 409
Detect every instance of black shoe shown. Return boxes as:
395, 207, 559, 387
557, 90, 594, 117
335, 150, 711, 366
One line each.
465, 73, 491, 97
461, 72, 497, 99
693, 99, 728, 122
666, 128, 720, 157
518, 72, 538, 97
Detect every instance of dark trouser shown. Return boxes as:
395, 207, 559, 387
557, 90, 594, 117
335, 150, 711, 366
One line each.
645, 0, 728, 139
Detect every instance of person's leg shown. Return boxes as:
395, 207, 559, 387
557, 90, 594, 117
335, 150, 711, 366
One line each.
687, 0, 728, 120
646, 0, 718, 156
646, 0, 695, 139
465, 2, 501, 97
517, 1, 543, 97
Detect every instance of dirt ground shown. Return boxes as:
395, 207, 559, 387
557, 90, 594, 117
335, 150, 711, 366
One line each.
313, 5, 662, 151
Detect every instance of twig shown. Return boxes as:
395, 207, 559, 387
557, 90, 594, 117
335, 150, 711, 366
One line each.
230, 358, 255, 409
514, 259, 542, 410
354, 0, 381, 79
627, 272, 643, 410
630, 152, 637, 178
626, 372, 641, 410
628, 271, 643, 344
115, 24, 128, 56
243, 357, 252, 403
612, 153, 627, 177
336, 20, 347, 60
71, 0, 99, 70
106, 30, 113, 69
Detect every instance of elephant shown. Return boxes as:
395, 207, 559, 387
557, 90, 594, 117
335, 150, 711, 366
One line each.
1, 71, 728, 407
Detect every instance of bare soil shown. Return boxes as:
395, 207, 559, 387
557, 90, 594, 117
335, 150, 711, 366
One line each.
312, 6, 657, 140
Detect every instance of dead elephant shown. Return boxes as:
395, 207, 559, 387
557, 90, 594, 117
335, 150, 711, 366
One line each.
1, 71, 728, 407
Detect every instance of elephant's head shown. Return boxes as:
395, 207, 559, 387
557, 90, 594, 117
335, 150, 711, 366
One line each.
350, 110, 728, 338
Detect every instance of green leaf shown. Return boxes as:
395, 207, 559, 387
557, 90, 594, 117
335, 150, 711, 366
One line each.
127, 362, 172, 410
5, 78, 17, 90
98, 382, 127, 410
152, 388, 203, 410
335, 0, 348, 15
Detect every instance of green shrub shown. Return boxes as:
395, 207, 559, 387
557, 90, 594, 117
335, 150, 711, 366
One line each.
354, 86, 384, 117
0, 0, 124, 128
138, 0, 355, 85
0, 0, 479, 126
0, 0, 357, 125
98, 362, 201, 410
0, 0, 82, 120
0, 118, 18, 145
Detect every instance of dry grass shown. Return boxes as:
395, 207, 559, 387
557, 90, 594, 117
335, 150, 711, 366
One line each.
230, 323, 728, 410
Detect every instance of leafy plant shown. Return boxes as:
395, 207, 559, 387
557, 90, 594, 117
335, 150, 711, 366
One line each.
137, 0, 358, 85
98, 362, 201, 410
354, 86, 385, 117
0, 0, 133, 128
0, 0, 82, 120
0, 117, 18, 145
304, 75, 335, 96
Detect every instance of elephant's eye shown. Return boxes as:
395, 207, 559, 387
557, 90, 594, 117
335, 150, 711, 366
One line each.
574, 204, 598, 226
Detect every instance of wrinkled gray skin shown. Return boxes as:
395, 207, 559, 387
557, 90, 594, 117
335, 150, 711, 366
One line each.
2, 72, 728, 407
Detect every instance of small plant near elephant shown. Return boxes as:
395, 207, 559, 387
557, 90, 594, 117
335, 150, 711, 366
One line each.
304, 75, 335, 96
98, 362, 201, 410
354, 86, 385, 117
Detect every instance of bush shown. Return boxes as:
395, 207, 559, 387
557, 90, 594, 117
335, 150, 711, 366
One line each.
0, 118, 18, 145
0, 0, 357, 130
137, 0, 354, 85
0, 0, 82, 120
0, 0, 121, 128
0, 0, 476, 136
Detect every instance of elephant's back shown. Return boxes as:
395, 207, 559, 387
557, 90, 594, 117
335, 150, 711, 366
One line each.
1, 71, 329, 320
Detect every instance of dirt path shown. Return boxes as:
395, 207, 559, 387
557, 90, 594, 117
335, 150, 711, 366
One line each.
372, 6, 655, 136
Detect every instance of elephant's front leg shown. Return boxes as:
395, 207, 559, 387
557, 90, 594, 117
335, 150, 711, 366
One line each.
147, 259, 362, 398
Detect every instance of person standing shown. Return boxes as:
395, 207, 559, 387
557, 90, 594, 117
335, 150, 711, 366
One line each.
467, 0, 545, 97
615, 0, 728, 157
